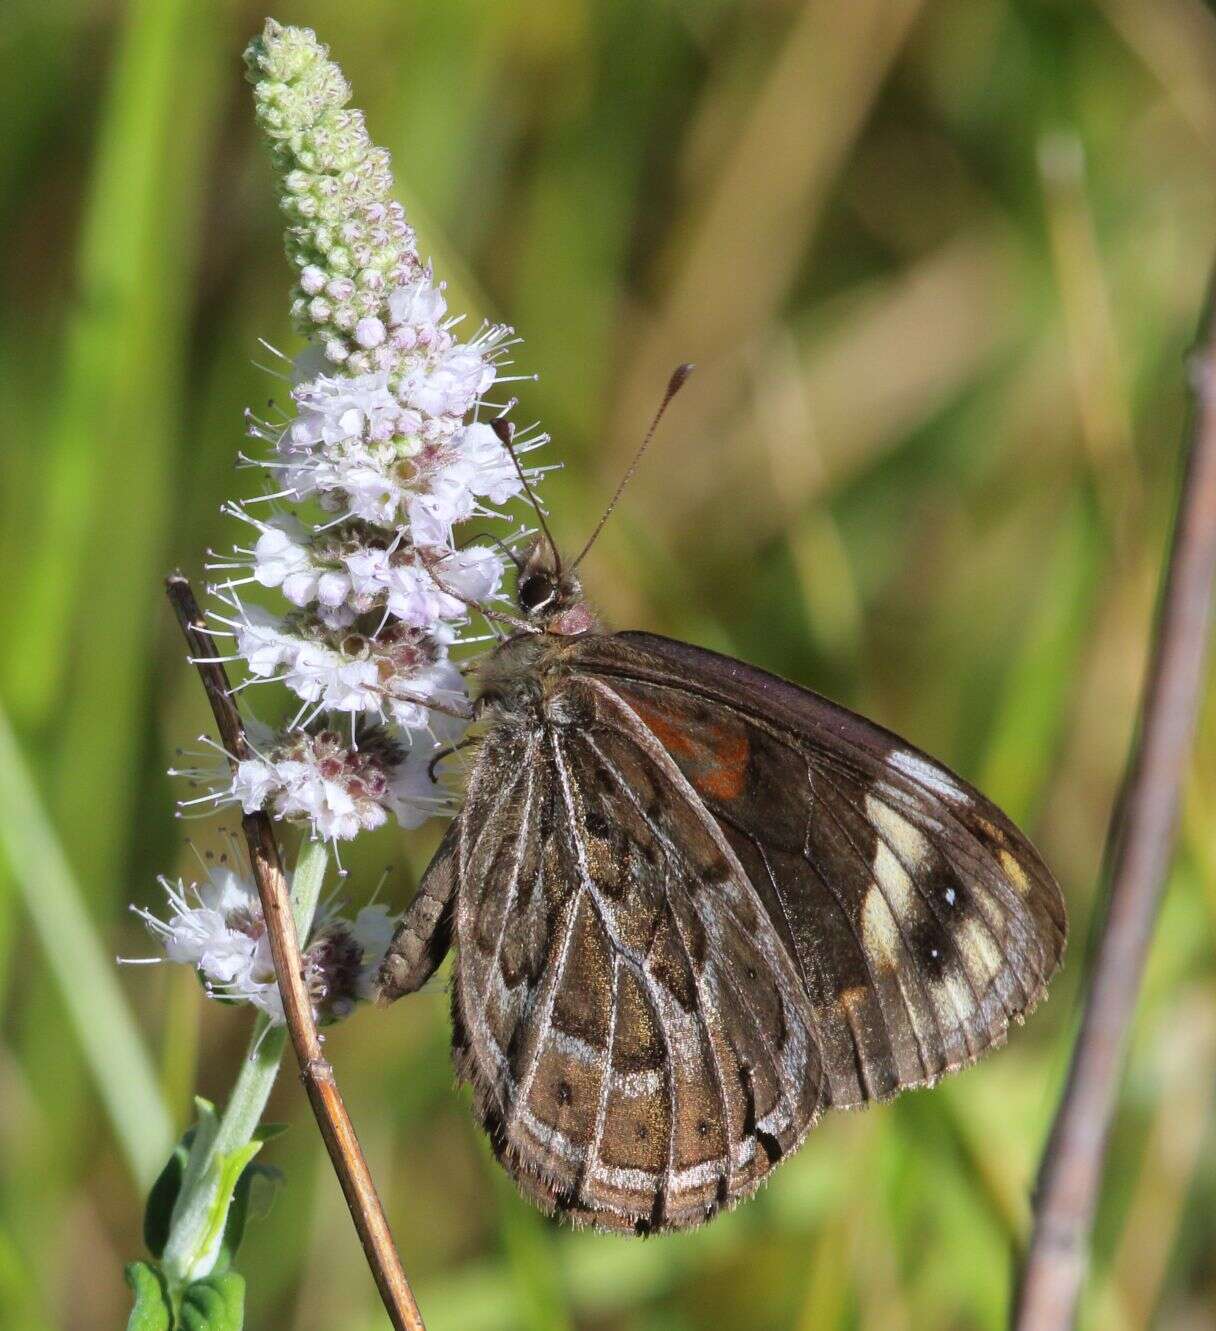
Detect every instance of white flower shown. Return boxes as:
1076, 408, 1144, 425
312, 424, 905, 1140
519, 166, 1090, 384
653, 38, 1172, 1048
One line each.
305, 901, 401, 1021
228, 723, 454, 841
219, 595, 470, 726
251, 518, 325, 607
450, 421, 526, 505
349, 904, 396, 999
284, 639, 382, 714
275, 439, 410, 525
230, 603, 299, 679
354, 316, 386, 349
387, 273, 447, 339
405, 491, 454, 547
128, 859, 401, 1026
400, 342, 497, 419
385, 739, 458, 830
384, 655, 467, 730
238, 515, 502, 632
276, 757, 379, 840
130, 868, 266, 992
437, 542, 503, 598
288, 371, 412, 449
398, 424, 524, 543
343, 542, 501, 627
230, 756, 281, 813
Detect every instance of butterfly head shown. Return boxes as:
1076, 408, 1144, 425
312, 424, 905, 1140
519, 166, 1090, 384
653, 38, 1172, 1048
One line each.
515, 539, 597, 636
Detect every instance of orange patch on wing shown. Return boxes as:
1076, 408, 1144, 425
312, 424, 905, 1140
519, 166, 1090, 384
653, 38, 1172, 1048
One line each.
629, 698, 750, 802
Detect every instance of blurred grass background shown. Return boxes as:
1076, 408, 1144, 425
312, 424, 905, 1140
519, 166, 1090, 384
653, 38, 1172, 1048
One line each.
2, 0, 1215, 1327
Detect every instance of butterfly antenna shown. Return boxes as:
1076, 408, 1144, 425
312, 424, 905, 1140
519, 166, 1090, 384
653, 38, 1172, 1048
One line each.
455, 528, 525, 574
490, 416, 562, 575
570, 363, 694, 570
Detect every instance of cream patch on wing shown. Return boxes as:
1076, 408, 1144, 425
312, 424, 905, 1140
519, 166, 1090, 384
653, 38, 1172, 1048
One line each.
999, 848, 1032, 897
933, 969, 977, 1024
889, 750, 970, 804
860, 884, 902, 970
865, 794, 931, 919
958, 916, 1004, 988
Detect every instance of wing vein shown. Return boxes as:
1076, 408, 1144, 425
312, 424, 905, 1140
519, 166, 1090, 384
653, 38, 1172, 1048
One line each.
504, 732, 587, 1138
478, 737, 541, 1022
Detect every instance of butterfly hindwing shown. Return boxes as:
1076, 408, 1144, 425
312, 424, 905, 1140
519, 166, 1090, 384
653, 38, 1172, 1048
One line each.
438, 681, 824, 1232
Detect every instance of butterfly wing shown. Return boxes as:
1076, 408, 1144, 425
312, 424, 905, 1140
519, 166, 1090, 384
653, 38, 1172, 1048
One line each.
571, 630, 1067, 1110
443, 688, 826, 1233
380, 626, 1066, 1232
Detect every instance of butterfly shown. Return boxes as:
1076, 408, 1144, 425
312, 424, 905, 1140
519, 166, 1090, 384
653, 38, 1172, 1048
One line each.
377, 375, 1067, 1235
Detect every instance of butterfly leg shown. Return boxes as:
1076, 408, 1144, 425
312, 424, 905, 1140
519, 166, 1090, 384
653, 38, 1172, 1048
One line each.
377, 820, 459, 1003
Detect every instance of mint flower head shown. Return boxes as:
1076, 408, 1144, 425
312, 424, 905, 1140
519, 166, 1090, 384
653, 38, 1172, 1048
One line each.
244, 19, 517, 387
123, 27, 529, 1320
245, 18, 414, 371
197, 21, 548, 826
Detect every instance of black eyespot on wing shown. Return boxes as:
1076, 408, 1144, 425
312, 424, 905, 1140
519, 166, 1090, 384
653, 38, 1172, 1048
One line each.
924, 859, 966, 914
909, 915, 952, 982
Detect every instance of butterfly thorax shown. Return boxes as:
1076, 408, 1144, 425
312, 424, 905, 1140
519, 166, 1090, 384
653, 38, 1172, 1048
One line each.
474, 624, 596, 722
473, 540, 601, 718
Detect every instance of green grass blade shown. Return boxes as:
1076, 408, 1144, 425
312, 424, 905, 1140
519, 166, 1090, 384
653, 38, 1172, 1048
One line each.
979, 488, 1103, 823
4, 0, 208, 721
0, 702, 172, 1188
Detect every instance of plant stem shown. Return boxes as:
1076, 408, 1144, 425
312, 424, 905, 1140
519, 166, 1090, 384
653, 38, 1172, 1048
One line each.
166, 574, 426, 1331
212, 1022, 286, 1159
209, 845, 328, 1161
1013, 269, 1216, 1328
287, 836, 330, 940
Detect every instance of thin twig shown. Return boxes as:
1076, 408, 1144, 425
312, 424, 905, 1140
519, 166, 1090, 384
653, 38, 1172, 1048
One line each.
1013, 274, 1216, 1329
165, 573, 426, 1331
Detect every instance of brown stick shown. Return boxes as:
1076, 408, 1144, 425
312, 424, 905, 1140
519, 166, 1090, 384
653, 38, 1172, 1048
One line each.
166, 574, 426, 1331
1013, 277, 1216, 1329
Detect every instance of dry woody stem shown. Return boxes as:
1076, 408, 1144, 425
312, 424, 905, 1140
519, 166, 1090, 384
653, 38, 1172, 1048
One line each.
1013, 274, 1216, 1328
166, 573, 426, 1331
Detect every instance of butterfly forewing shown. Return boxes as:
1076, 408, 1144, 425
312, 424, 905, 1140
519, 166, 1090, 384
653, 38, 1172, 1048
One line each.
379, 623, 1066, 1234
574, 631, 1067, 1110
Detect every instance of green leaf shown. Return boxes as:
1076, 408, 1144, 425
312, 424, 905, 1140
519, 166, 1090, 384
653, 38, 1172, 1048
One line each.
179, 1271, 245, 1331
215, 1162, 282, 1274
124, 1262, 172, 1331
202, 1142, 262, 1266
144, 1127, 198, 1258
163, 1135, 262, 1287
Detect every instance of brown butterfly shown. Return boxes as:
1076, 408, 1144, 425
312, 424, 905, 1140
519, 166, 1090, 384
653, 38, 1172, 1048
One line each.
377, 372, 1067, 1234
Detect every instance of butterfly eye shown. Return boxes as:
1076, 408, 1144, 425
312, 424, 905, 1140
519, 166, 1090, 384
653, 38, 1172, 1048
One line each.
517, 573, 557, 615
